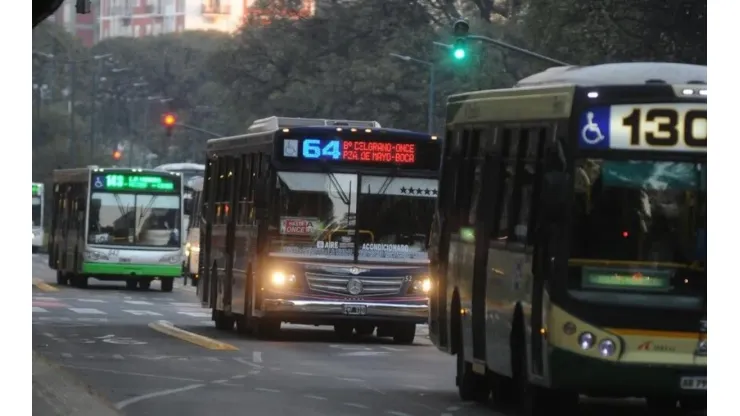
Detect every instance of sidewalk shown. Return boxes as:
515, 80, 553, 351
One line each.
32, 351, 121, 416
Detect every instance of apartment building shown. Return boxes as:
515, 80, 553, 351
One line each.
186, 0, 317, 33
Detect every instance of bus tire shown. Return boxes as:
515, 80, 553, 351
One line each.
160, 278, 174, 292
334, 323, 354, 340
73, 275, 88, 289
456, 349, 490, 402
235, 316, 252, 335
393, 323, 416, 344
256, 319, 281, 339
214, 310, 234, 331
56, 270, 68, 285
355, 323, 375, 337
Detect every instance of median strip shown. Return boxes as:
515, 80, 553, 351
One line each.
148, 320, 238, 351
33, 279, 59, 292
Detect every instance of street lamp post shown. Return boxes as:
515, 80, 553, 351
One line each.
89, 53, 113, 160
389, 53, 436, 134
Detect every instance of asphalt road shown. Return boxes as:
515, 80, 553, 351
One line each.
32, 254, 698, 416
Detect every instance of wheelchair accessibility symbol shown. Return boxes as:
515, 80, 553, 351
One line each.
581, 111, 605, 145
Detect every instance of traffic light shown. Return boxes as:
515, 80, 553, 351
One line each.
451, 19, 470, 61
162, 113, 176, 136
112, 150, 122, 160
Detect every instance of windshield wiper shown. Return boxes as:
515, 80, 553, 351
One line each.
326, 172, 351, 205
378, 167, 400, 195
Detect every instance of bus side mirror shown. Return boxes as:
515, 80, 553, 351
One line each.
541, 172, 570, 219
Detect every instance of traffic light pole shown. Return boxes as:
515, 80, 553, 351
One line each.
174, 123, 223, 139
467, 35, 571, 67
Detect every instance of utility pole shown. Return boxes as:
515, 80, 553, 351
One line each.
89, 54, 112, 161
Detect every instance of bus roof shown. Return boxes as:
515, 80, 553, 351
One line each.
247, 116, 381, 135
154, 163, 205, 172
515, 62, 706, 88
52, 167, 182, 183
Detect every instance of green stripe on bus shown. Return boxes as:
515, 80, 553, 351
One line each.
82, 262, 182, 277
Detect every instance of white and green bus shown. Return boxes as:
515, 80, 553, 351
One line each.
48, 167, 184, 291
32, 182, 44, 252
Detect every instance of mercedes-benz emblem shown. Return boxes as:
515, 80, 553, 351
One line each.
348, 267, 362, 275
347, 278, 363, 295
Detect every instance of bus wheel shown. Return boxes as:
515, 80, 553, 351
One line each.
160, 278, 174, 292
456, 350, 490, 402
334, 323, 354, 340
255, 319, 281, 339
138, 280, 151, 290
56, 270, 68, 285
393, 323, 416, 344
72, 275, 88, 289
214, 311, 234, 331
126, 279, 137, 290
355, 323, 375, 337
236, 316, 252, 335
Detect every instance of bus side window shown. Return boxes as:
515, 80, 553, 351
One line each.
238, 154, 252, 226
491, 128, 514, 240
223, 156, 235, 223
215, 157, 228, 225
466, 128, 489, 226
508, 128, 545, 245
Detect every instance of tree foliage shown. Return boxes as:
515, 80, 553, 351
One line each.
32, 0, 705, 183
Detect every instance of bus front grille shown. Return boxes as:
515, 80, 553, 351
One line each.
305, 272, 405, 296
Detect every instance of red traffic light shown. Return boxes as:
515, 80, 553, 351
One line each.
113, 150, 122, 160
162, 113, 176, 126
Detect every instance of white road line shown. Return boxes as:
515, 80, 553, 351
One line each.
252, 351, 262, 363
292, 372, 315, 376
177, 311, 211, 317
303, 394, 328, 400
386, 411, 412, 416
69, 308, 106, 315
124, 300, 153, 306
123, 310, 163, 316
170, 302, 197, 307
254, 387, 280, 393
234, 357, 263, 369
112, 354, 125, 360
441, 414, 453, 416
212, 379, 228, 384
114, 384, 205, 410
231, 375, 247, 379
32, 307, 48, 313
344, 403, 369, 409
445, 406, 460, 411
77, 298, 107, 303
60, 364, 204, 382
61, 353, 72, 358
337, 377, 365, 382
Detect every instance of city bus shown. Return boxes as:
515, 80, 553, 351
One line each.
48, 167, 185, 291
155, 163, 205, 258
428, 62, 706, 413
198, 116, 440, 343
184, 176, 204, 286
32, 182, 44, 252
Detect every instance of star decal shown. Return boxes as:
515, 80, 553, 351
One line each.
432, 189, 438, 196
424, 188, 431, 195
400, 186, 407, 194
416, 188, 423, 194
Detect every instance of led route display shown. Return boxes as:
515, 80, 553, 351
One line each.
91, 173, 178, 193
32, 184, 42, 195
302, 138, 416, 164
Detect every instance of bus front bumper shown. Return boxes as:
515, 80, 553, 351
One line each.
549, 347, 706, 399
261, 299, 428, 324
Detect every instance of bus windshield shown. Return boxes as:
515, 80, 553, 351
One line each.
569, 159, 705, 296
88, 192, 182, 248
32, 196, 42, 227
357, 175, 436, 262
270, 171, 357, 259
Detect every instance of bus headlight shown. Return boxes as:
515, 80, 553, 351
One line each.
412, 277, 432, 294
578, 332, 595, 350
270, 271, 295, 287
598, 339, 617, 357
84, 250, 109, 261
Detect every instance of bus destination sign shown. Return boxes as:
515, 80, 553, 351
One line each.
281, 136, 440, 170
92, 173, 177, 192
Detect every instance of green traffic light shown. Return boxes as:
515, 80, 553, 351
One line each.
453, 48, 466, 60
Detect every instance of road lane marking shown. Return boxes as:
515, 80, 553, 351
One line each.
234, 357, 263, 369
32, 307, 48, 313
293, 372, 315, 376
69, 308, 106, 315
231, 375, 246, 379
124, 300, 153, 305
212, 379, 228, 384
345, 403, 369, 409
114, 384, 205, 410
61, 353, 72, 358
304, 394, 328, 400
252, 351, 262, 363
254, 387, 280, 393
148, 320, 238, 351
337, 377, 365, 382
77, 298, 107, 303
170, 302, 197, 307
445, 406, 460, 411
386, 411, 413, 416
177, 311, 211, 318
59, 364, 204, 382
32, 279, 59, 292
112, 354, 124, 360
123, 310, 163, 316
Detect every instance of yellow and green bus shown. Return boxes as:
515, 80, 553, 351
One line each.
428, 62, 706, 414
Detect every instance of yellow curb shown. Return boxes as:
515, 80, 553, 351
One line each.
148, 320, 238, 351
33, 279, 59, 292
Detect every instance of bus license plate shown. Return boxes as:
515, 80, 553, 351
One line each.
343, 305, 367, 316
680, 376, 707, 390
